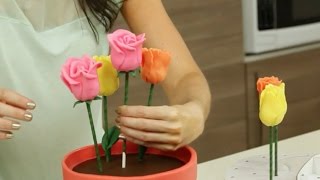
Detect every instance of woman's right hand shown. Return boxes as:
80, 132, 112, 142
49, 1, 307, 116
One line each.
0, 88, 36, 140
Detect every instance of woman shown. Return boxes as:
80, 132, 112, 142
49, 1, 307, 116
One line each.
0, 0, 211, 179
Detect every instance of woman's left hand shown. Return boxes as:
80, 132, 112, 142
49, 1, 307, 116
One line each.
116, 102, 205, 151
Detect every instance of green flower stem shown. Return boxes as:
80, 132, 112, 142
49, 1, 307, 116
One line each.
270, 126, 274, 180
102, 96, 111, 162
138, 84, 155, 161
274, 125, 278, 176
147, 84, 155, 106
86, 102, 103, 173
122, 72, 130, 160
124, 72, 129, 105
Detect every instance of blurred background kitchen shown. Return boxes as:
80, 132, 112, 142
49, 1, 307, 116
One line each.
110, 0, 320, 163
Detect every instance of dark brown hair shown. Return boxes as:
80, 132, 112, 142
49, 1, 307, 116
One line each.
78, 0, 122, 41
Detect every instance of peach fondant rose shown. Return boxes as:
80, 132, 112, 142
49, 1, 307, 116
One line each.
60, 55, 102, 101
107, 29, 145, 72
257, 76, 282, 94
141, 48, 171, 84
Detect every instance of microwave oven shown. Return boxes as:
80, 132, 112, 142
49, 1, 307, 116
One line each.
242, 0, 320, 54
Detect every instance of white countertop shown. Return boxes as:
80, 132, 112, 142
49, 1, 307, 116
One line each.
197, 130, 320, 180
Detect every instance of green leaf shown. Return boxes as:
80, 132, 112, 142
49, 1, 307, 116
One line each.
130, 69, 140, 77
118, 71, 125, 75
73, 100, 84, 108
93, 96, 102, 101
73, 98, 100, 108
129, 70, 136, 77
85, 101, 92, 105
101, 132, 108, 151
107, 126, 121, 150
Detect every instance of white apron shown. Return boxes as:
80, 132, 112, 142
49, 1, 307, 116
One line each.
0, 0, 120, 179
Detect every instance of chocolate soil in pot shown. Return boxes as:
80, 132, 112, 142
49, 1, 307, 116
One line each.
73, 154, 184, 176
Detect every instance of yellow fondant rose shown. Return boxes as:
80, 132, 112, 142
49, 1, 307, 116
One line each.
259, 83, 287, 126
93, 55, 119, 96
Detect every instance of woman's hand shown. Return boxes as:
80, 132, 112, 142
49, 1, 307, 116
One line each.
0, 88, 36, 140
116, 102, 205, 151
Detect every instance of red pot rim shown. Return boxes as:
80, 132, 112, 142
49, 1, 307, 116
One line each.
62, 142, 197, 179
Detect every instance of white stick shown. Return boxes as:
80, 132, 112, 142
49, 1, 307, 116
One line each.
119, 134, 127, 169
122, 152, 126, 168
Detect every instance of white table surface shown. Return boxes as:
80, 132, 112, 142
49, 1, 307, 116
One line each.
197, 130, 320, 180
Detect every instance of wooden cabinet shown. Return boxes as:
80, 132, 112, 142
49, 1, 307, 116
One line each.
246, 47, 320, 148
192, 62, 247, 162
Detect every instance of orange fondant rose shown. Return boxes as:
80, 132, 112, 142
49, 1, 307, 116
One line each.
141, 48, 171, 84
257, 76, 282, 94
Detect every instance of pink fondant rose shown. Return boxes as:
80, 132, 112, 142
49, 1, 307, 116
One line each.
60, 55, 102, 101
107, 29, 146, 72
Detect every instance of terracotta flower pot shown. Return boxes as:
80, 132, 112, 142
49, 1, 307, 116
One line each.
62, 141, 197, 180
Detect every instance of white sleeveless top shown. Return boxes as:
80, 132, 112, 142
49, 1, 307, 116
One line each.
0, 1, 120, 179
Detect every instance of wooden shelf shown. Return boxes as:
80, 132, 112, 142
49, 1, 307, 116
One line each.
245, 42, 320, 63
